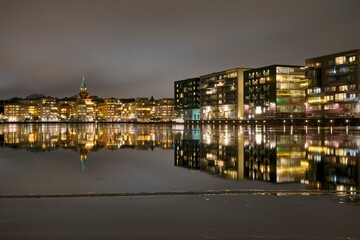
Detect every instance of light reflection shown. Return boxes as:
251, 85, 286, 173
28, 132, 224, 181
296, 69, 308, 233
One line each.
0, 123, 174, 171
174, 125, 360, 191
1, 124, 360, 191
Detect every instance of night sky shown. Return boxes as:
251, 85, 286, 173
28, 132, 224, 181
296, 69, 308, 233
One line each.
1, 0, 360, 99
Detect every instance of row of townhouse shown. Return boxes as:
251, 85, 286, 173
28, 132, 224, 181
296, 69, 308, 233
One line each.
1, 77, 175, 122
175, 49, 360, 120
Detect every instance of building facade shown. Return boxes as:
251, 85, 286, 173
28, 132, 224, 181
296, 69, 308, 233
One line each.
39, 98, 59, 121
97, 98, 122, 121
243, 65, 305, 119
75, 76, 96, 122
200, 68, 248, 120
174, 78, 200, 120
154, 98, 175, 121
305, 49, 360, 118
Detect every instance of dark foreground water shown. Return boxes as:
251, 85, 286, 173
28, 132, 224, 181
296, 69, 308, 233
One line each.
0, 123, 360, 239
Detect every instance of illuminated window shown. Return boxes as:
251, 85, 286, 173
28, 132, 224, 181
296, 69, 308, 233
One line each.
347, 93, 357, 100
327, 67, 337, 75
324, 95, 333, 101
335, 56, 346, 65
349, 56, 356, 63
335, 93, 346, 101
339, 66, 349, 73
255, 106, 262, 114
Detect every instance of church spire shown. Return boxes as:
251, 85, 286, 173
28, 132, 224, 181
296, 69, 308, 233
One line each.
78, 75, 89, 99
81, 74, 87, 89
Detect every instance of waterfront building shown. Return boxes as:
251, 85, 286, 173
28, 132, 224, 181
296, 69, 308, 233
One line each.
4, 104, 26, 122
243, 65, 305, 119
133, 98, 152, 121
174, 78, 200, 120
75, 76, 96, 122
200, 68, 248, 120
97, 98, 122, 121
119, 98, 136, 120
154, 98, 175, 121
19, 99, 40, 121
58, 99, 76, 121
304, 49, 360, 118
39, 98, 59, 121
118, 98, 153, 121
3, 99, 41, 122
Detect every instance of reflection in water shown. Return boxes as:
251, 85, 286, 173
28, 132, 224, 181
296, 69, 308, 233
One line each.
0, 123, 174, 172
175, 125, 360, 191
1, 123, 360, 191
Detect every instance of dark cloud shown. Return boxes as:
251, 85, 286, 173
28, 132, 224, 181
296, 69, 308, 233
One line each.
0, 0, 360, 99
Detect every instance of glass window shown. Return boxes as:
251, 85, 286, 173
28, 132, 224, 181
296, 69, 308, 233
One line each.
339, 85, 349, 91
335, 56, 346, 65
335, 93, 346, 101
324, 86, 336, 92
327, 59, 334, 66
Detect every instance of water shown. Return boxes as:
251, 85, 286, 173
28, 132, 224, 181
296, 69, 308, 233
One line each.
0, 123, 359, 195
1, 123, 360, 239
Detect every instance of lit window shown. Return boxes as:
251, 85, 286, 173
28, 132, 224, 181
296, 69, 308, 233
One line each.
349, 56, 356, 63
335, 93, 346, 101
339, 85, 348, 92
255, 106, 262, 114
335, 56, 346, 65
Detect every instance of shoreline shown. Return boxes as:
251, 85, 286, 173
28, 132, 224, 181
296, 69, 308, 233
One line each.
1, 117, 360, 126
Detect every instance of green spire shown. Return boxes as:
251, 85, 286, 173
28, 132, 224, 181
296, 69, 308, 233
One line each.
80, 154, 87, 173
81, 75, 87, 89
81, 158, 86, 173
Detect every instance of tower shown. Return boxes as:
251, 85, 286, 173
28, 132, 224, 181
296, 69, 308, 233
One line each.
79, 75, 89, 99
75, 75, 95, 121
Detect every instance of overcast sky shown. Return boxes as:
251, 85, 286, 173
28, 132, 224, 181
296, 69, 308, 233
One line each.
0, 0, 360, 99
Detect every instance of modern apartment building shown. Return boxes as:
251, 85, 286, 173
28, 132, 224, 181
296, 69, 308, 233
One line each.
154, 98, 175, 121
200, 68, 248, 120
243, 65, 305, 119
174, 78, 200, 120
305, 49, 360, 118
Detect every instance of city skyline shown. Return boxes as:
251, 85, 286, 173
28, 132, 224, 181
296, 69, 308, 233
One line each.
1, 0, 360, 99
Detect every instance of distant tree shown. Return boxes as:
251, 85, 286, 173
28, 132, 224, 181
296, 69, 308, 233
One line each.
26, 94, 46, 99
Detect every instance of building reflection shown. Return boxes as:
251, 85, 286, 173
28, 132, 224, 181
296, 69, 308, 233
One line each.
174, 125, 360, 191
305, 134, 360, 191
0, 123, 174, 171
1, 124, 359, 190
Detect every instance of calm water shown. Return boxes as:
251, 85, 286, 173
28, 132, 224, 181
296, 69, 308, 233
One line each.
1, 123, 359, 195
